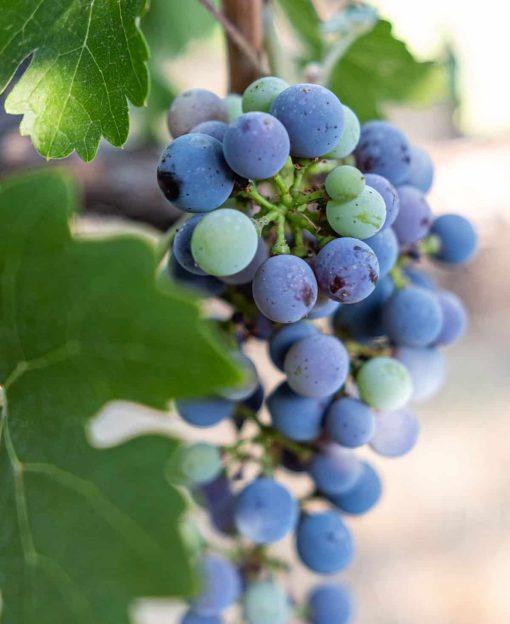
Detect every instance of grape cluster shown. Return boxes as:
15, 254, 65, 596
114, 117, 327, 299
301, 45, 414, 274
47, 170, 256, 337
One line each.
157, 78, 478, 623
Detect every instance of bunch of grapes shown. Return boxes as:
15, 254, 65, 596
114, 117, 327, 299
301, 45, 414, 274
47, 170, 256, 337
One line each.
157, 78, 478, 623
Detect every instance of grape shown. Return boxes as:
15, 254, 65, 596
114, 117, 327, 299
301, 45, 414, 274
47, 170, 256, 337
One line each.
242, 76, 289, 113
314, 237, 379, 304
198, 475, 236, 535
403, 145, 434, 193
243, 581, 290, 624
296, 511, 354, 574
435, 290, 468, 345
242, 383, 265, 413
234, 478, 298, 544
326, 397, 376, 448
284, 334, 349, 398
404, 265, 436, 290
157, 134, 234, 212
431, 214, 478, 264
179, 443, 222, 484
220, 352, 258, 401
326, 105, 361, 159
252, 255, 318, 323
354, 120, 411, 185
191, 554, 241, 616
267, 382, 329, 442
173, 215, 206, 275
223, 112, 290, 180
326, 186, 386, 239
392, 185, 432, 245
307, 292, 341, 319
190, 121, 229, 142
309, 444, 362, 495
356, 357, 413, 410
176, 397, 235, 427
383, 286, 443, 347
308, 584, 353, 624
325, 165, 365, 202
370, 408, 420, 457
181, 610, 221, 624
221, 238, 268, 285
395, 346, 446, 402
224, 93, 243, 121
364, 173, 399, 230
328, 462, 382, 515
168, 258, 227, 297
268, 322, 318, 371
332, 276, 394, 341
167, 89, 229, 138
191, 208, 258, 276
270, 84, 344, 158
364, 227, 398, 277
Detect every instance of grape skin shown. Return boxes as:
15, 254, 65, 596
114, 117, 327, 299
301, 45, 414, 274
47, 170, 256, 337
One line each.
284, 334, 349, 398
309, 444, 363, 495
364, 227, 399, 277
223, 112, 290, 180
221, 238, 268, 285
168, 258, 227, 297
242, 76, 289, 113
383, 286, 443, 347
392, 185, 432, 245
431, 213, 478, 264
296, 511, 355, 574
326, 397, 376, 448
167, 89, 229, 138
307, 292, 341, 319
191, 208, 258, 277
234, 478, 298, 544
326, 104, 361, 159
191, 555, 241, 616
354, 120, 411, 185
181, 611, 221, 624
173, 215, 206, 275
198, 475, 236, 535
252, 255, 318, 323
179, 443, 222, 484
270, 84, 345, 158
267, 382, 329, 442
314, 237, 379, 304
356, 356, 413, 410
403, 145, 434, 193
190, 120, 229, 142
219, 352, 258, 401
308, 584, 353, 624
435, 290, 468, 345
243, 581, 290, 624
395, 346, 446, 402
224, 93, 243, 121
328, 462, 382, 515
176, 397, 235, 427
326, 186, 386, 239
364, 173, 400, 230
268, 322, 318, 371
325, 165, 365, 202
370, 408, 420, 457
157, 134, 234, 212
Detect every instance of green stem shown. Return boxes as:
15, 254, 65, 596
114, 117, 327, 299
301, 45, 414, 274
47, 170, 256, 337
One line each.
272, 214, 290, 254
390, 264, 410, 290
418, 234, 441, 256
244, 184, 279, 212
290, 160, 314, 196
274, 174, 293, 207
293, 190, 328, 207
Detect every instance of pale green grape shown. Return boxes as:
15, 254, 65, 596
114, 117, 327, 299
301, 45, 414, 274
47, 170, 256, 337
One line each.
325, 165, 365, 202
326, 186, 386, 239
326, 105, 361, 158
243, 581, 289, 624
224, 93, 243, 121
191, 209, 258, 276
356, 357, 413, 410
243, 76, 289, 113
180, 443, 222, 484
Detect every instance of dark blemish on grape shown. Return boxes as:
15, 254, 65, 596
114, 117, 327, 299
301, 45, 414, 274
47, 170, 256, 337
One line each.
420, 217, 431, 227
296, 283, 314, 307
330, 275, 346, 294
157, 169, 181, 200
241, 119, 252, 132
368, 267, 378, 284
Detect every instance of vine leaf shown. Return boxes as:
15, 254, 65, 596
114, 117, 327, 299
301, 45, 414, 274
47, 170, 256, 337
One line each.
0, 171, 240, 623
0, 0, 150, 161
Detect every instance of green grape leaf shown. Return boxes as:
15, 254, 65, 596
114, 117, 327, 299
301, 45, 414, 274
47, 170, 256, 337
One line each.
329, 20, 434, 121
275, 0, 323, 58
0, 171, 240, 623
0, 0, 150, 161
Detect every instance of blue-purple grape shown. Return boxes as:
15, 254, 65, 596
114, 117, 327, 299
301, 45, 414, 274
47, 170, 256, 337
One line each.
403, 145, 434, 193
326, 104, 361, 159
435, 290, 468, 345
308, 584, 353, 624
190, 121, 229, 142
364, 173, 400, 230
370, 408, 420, 457
365, 227, 399, 277
176, 397, 235, 428
167, 89, 229, 137
173, 215, 206, 275
326, 397, 376, 448
191, 554, 241, 616
328, 462, 382, 515
168, 258, 227, 297
431, 214, 478, 264
309, 444, 362, 495
181, 610, 221, 624
198, 475, 236, 535
392, 185, 432, 245
395, 346, 446, 403
268, 322, 318, 370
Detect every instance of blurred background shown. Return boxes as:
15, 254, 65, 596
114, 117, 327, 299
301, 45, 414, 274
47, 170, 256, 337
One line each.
2, 1, 510, 622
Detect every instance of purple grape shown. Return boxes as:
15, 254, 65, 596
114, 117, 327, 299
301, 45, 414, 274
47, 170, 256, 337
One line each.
198, 475, 236, 535
307, 292, 341, 319
435, 290, 468, 345
403, 145, 434, 192
252, 255, 318, 323
167, 89, 228, 137
223, 112, 290, 180
269, 321, 319, 371
181, 611, 221, 624
172, 215, 206, 275
392, 185, 432, 245
355, 121, 411, 185
364, 173, 400, 230
308, 584, 353, 624
191, 554, 241, 616
326, 397, 376, 448
168, 258, 227, 297
190, 121, 229, 142
327, 462, 382, 515
395, 346, 446, 402
431, 214, 478, 264
314, 237, 379, 304
284, 334, 349, 398
365, 227, 399, 277
176, 397, 235, 428
370, 408, 420, 457
270, 84, 344, 158
221, 238, 268, 285
309, 444, 362, 495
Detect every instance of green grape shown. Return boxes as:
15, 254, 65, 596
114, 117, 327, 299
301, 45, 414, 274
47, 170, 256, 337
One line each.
242, 76, 289, 113
224, 93, 243, 121
326, 105, 361, 159
243, 581, 289, 624
325, 165, 365, 202
356, 357, 413, 410
326, 186, 386, 239
191, 208, 258, 276
180, 443, 222, 484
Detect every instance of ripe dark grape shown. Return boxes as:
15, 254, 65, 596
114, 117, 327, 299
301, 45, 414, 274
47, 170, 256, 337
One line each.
431, 213, 478, 264
168, 88, 228, 137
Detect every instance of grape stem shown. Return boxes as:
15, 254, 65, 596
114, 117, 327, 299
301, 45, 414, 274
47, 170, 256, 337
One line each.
244, 184, 279, 212
273, 174, 293, 207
